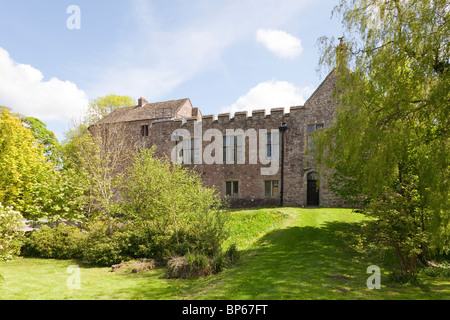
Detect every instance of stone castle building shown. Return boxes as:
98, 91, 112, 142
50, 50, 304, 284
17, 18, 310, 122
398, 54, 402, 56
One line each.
93, 71, 346, 208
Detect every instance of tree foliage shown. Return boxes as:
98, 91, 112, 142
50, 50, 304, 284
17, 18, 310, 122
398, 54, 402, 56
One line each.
0, 109, 52, 215
21, 116, 58, 159
315, 0, 449, 277
0, 203, 24, 261
85, 94, 136, 126
59, 94, 137, 226
123, 148, 228, 257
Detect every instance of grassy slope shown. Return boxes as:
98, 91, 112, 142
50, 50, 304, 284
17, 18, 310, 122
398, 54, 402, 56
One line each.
0, 207, 449, 300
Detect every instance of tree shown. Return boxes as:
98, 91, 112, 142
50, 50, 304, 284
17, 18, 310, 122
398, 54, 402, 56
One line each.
315, 0, 449, 278
0, 203, 24, 261
69, 122, 130, 234
0, 109, 53, 217
122, 148, 228, 257
21, 116, 59, 160
85, 94, 136, 126
60, 94, 137, 228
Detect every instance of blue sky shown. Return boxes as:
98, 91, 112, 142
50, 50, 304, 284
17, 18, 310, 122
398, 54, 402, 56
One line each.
0, 0, 343, 141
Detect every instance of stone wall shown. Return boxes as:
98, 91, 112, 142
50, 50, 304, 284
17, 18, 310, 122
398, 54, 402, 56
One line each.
91, 71, 347, 208
146, 71, 346, 208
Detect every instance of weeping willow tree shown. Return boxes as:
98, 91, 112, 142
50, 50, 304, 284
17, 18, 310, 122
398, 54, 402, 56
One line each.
315, 0, 449, 278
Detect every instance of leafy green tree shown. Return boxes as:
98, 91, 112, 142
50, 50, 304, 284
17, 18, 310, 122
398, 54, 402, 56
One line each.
21, 116, 59, 161
59, 94, 137, 225
67, 122, 130, 233
123, 148, 228, 257
315, 0, 449, 278
0, 109, 52, 216
85, 94, 136, 126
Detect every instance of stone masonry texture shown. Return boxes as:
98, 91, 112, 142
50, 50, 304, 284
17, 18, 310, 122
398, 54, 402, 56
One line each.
91, 71, 347, 208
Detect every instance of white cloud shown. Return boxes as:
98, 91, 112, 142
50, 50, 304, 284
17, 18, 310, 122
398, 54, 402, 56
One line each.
221, 80, 314, 115
256, 29, 303, 59
0, 47, 89, 121
89, 0, 312, 100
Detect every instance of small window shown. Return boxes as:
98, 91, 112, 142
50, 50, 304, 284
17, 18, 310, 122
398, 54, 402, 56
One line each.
182, 138, 200, 164
266, 131, 279, 160
264, 180, 279, 196
307, 124, 324, 150
225, 181, 239, 196
141, 125, 149, 137
223, 135, 243, 164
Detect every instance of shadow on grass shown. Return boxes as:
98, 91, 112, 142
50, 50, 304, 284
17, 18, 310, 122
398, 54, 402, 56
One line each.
218, 221, 367, 299
145, 221, 372, 300
99, 220, 449, 300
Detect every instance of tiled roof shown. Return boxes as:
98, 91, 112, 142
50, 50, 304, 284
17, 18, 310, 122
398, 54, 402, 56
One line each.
95, 98, 191, 124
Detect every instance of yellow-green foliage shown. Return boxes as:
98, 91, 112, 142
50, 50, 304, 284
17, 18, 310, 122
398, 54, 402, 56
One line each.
315, 0, 450, 278
0, 109, 53, 214
0, 203, 24, 261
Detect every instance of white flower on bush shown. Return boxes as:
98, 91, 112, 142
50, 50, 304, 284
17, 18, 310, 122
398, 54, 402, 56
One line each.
0, 203, 24, 261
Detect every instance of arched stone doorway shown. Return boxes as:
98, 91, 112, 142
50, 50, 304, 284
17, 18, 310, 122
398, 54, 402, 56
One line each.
307, 172, 319, 206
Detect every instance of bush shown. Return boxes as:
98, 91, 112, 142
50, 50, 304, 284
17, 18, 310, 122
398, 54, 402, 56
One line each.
166, 253, 212, 279
225, 243, 240, 262
421, 260, 450, 277
21, 223, 84, 259
79, 220, 173, 266
122, 148, 229, 260
0, 203, 24, 261
79, 221, 137, 266
166, 245, 241, 279
19, 216, 238, 272
166, 256, 190, 279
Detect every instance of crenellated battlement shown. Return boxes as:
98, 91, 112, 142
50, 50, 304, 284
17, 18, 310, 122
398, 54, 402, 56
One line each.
151, 105, 306, 130
92, 70, 347, 209
148, 104, 303, 130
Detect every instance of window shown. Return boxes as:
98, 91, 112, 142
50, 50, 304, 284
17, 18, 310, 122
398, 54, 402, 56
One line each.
182, 138, 200, 164
225, 181, 239, 196
141, 125, 149, 137
266, 132, 279, 160
264, 180, 279, 196
223, 135, 243, 164
307, 124, 324, 150
174, 139, 183, 164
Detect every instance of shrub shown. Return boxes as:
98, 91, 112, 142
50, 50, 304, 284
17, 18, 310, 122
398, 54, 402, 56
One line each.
122, 148, 229, 260
79, 221, 128, 266
166, 256, 190, 279
166, 246, 241, 279
21, 223, 84, 259
0, 203, 24, 261
79, 220, 168, 266
166, 253, 213, 279
212, 251, 226, 274
225, 243, 240, 263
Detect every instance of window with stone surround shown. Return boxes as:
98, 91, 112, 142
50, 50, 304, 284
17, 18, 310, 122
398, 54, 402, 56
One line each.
225, 181, 239, 196
182, 138, 200, 164
264, 180, 279, 196
141, 124, 149, 137
307, 124, 324, 150
266, 131, 279, 160
223, 135, 243, 164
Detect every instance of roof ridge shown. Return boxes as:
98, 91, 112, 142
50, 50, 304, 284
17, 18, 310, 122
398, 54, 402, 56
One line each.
93, 98, 192, 125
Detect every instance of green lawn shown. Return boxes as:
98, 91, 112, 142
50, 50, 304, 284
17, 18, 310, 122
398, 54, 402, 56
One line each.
1, 207, 449, 300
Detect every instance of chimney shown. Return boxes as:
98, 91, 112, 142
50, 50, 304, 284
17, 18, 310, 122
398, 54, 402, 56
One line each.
138, 97, 148, 107
336, 36, 347, 71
